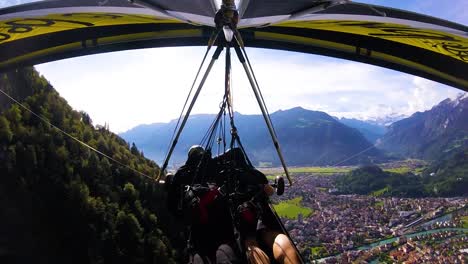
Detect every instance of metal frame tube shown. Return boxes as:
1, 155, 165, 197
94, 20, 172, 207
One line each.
159, 45, 224, 176
233, 45, 292, 186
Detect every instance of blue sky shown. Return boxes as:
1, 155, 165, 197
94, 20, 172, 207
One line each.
1, 0, 467, 132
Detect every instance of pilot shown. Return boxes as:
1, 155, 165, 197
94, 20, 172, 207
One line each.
167, 145, 240, 264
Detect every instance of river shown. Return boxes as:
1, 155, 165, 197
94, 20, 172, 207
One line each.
358, 227, 468, 250
315, 227, 468, 263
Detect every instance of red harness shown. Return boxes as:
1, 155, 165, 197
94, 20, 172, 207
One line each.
196, 188, 221, 225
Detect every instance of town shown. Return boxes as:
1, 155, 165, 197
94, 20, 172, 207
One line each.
269, 172, 468, 263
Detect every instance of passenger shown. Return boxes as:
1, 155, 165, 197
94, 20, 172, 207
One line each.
216, 148, 301, 264
168, 146, 301, 263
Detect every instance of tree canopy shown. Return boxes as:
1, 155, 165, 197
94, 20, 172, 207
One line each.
0, 67, 178, 264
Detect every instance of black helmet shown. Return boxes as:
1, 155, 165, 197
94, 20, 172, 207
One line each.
188, 145, 205, 160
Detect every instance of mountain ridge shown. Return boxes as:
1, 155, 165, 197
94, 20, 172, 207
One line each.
336, 117, 387, 143
120, 107, 384, 166
378, 93, 468, 160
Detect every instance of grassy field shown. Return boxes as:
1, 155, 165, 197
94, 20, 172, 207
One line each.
461, 216, 468, 228
317, 187, 328, 192
289, 167, 351, 174
266, 175, 282, 181
262, 166, 351, 178
310, 246, 326, 257
374, 201, 385, 208
383, 166, 429, 174
262, 163, 425, 182
383, 167, 412, 174
273, 197, 313, 220
371, 187, 389, 197
381, 159, 428, 175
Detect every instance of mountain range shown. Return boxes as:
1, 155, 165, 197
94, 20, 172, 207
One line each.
378, 94, 468, 160
336, 117, 387, 143
121, 107, 384, 166
121, 94, 468, 167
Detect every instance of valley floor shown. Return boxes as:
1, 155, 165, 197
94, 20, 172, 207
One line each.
266, 169, 467, 263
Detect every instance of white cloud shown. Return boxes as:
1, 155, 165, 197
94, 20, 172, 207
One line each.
406, 77, 460, 114
37, 47, 215, 133
36, 47, 462, 133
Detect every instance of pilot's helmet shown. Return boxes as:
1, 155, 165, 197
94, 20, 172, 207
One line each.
188, 145, 205, 161
221, 0, 236, 9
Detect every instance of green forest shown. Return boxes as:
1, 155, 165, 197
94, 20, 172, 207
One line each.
0, 68, 181, 264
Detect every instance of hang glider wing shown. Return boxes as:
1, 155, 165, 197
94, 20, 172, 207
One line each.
0, 0, 467, 90
240, 1, 468, 91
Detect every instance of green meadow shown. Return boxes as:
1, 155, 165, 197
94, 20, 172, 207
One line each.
461, 216, 468, 228
371, 187, 389, 197
273, 197, 313, 220
263, 166, 351, 180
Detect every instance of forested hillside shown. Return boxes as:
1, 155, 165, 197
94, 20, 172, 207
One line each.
0, 68, 178, 264
336, 148, 468, 197
335, 165, 426, 197
421, 146, 468, 196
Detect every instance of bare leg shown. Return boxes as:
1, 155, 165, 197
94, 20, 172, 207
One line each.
244, 237, 270, 264
191, 254, 207, 264
261, 231, 301, 264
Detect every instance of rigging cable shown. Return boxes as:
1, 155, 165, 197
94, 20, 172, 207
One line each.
0, 88, 155, 181
332, 132, 404, 167
158, 44, 225, 181
223, 45, 253, 167
204, 100, 226, 149
163, 30, 221, 169
200, 98, 225, 147
332, 144, 378, 167
232, 34, 292, 185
